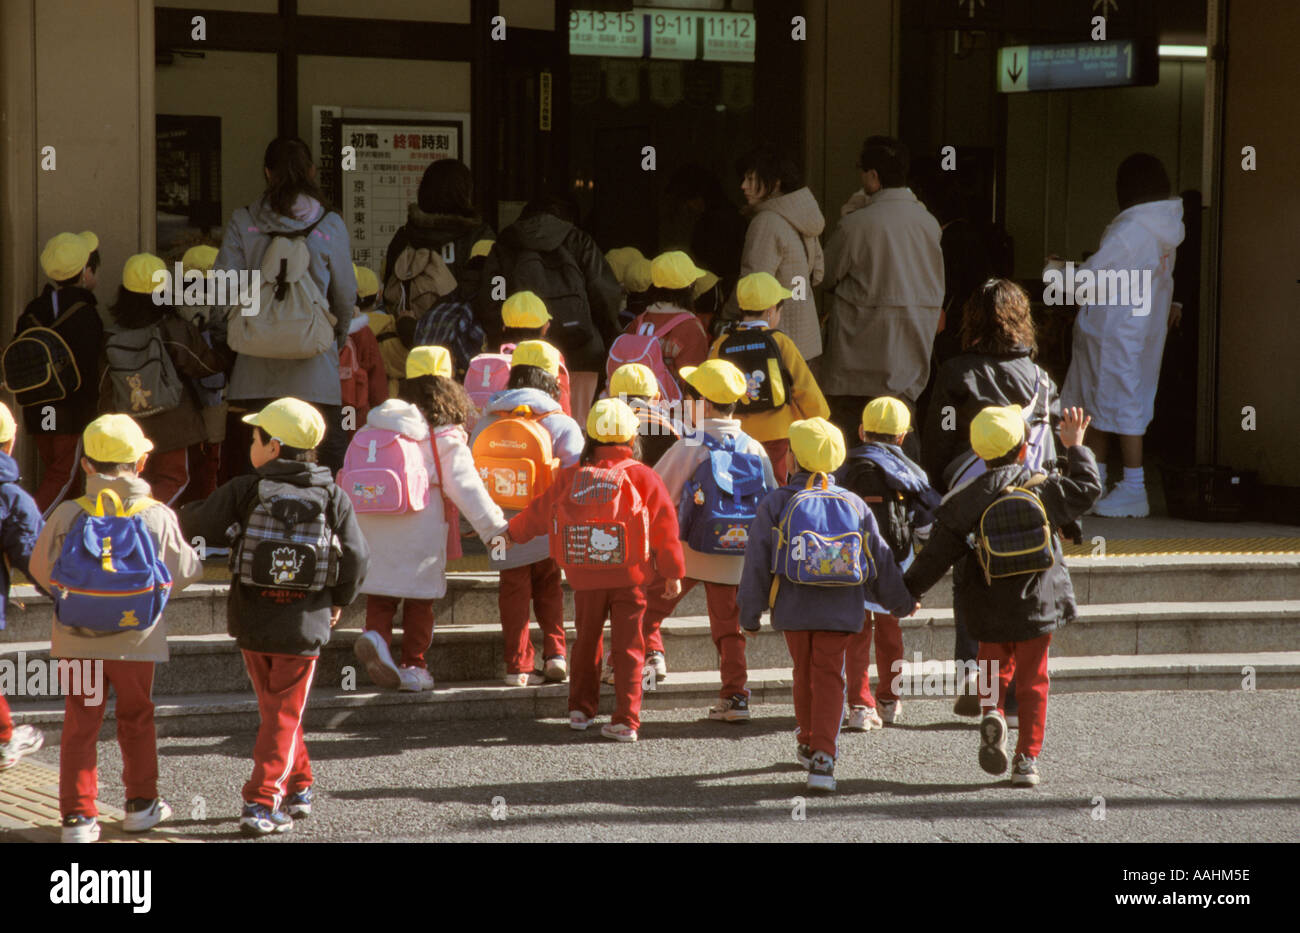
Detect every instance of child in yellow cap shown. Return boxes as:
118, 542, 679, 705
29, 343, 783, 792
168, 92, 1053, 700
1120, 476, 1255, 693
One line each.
833, 397, 942, 731
346, 345, 506, 693
100, 253, 232, 508
903, 406, 1100, 787
468, 339, 584, 686
640, 359, 778, 712
8, 231, 105, 516
606, 362, 681, 468
609, 251, 712, 399
485, 290, 572, 415
28, 412, 205, 842
709, 271, 829, 484
179, 398, 370, 835
738, 417, 916, 793
506, 398, 685, 742
0, 402, 48, 775
339, 264, 389, 437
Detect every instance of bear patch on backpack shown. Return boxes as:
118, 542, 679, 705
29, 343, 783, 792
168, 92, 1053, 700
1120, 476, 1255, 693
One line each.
233, 481, 341, 592
48, 490, 172, 633
551, 462, 649, 571
678, 432, 771, 555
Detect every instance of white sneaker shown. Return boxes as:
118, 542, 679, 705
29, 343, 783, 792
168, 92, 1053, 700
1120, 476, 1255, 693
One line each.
807, 751, 836, 793
543, 656, 569, 683
644, 651, 668, 681
61, 815, 100, 844
123, 797, 173, 833
844, 706, 882, 732
399, 666, 435, 692
600, 722, 638, 742
354, 631, 401, 689
569, 710, 597, 731
878, 699, 902, 724
0, 724, 44, 770
1092, 482, 1149, 518
503, 672, 545, 687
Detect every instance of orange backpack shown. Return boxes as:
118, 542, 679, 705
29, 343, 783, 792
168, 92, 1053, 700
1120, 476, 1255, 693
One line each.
471, 406, 560, 510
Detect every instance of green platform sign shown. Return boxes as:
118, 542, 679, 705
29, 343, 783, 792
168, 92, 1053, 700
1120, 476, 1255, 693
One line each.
998, 39, 1157, 93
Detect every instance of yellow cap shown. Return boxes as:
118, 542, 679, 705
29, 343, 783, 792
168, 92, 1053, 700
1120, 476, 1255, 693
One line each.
83, 414, 154, 464
0, 403, 16, 444
123, 253, 168, 295
182, 245, 219, 274
502, 291, 552, 328
40, 232, 92, 281
353, 264, 379, 298
789, 417, 847, 474
736, 272, 793, 312
609, 363, 660, 399
470, 238, 495, 260
861, 397, 912, 435
605, 246, 646, 285
650, 250, 706, 290
79, 231, 100, 254
406, 345, 453, 379
970, 404, 1026, 461
241, 397, 326, 450
587, 398, 640, 444
679, 359, 747, 405
511, 340, 562, 377
692, 270, 719, 299
624, 257, 654, 293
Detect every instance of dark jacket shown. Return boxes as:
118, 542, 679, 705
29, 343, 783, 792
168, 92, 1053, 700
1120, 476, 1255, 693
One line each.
932, 218, 993, 367
14, 285, 104, 436
180, 460, 369, 656
0, 451, 45, 630
835, 442, 940, 562
478, 211, 622, 370
922, 348, 1059, 492
738, 471, 914, 633
903, 445, 1102, 643
98, 307, 233, 454
383, 207, 494, 347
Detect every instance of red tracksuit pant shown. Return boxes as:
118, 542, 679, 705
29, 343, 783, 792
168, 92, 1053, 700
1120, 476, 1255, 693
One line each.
0, 693, 12, 743
142, 446, 190, 507
570, 586, 648, 731
242, 651, 316, 809
761, 438, 791, 485
978, 633, 1051, 757
365, 595, 435, 669
845, 611, 905, 707
498, 558, 567, 674
784, 630, 851, 759
60, 660, 156, 818
644, 578, 748, 699
34, 434, 83, 516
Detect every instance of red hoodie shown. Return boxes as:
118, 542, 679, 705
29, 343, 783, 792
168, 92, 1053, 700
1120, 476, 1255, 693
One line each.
508, 444, 686, 590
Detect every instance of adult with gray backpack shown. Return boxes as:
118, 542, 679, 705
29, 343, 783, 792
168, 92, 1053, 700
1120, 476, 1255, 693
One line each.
477, 193, 622, 425
213, 137, 358, 477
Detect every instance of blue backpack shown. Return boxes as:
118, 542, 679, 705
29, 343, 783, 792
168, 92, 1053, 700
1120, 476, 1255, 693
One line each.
772, 473, 873, 587
48, 489, 173, 633
678, 432, 771, 555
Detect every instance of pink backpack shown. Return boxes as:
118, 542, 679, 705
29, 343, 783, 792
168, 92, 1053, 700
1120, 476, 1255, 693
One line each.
464, 344, 515, 411
605, 312, 695, 404
339, 428, 430, 514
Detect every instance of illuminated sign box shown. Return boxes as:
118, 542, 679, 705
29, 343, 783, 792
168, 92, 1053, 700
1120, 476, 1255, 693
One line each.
569, 7, 755, 63
998, 39, 1158, 93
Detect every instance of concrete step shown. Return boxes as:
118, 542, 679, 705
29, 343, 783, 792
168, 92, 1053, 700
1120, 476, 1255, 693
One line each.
10, 652, 1298, 737
4, 554, 1298, 643
3, 600, 1297, 696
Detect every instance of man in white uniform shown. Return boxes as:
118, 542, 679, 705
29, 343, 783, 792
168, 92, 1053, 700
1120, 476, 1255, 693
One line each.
1048, 154, 1185, 517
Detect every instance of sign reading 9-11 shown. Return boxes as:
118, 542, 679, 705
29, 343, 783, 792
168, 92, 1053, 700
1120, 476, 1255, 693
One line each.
569, 7, 755, 63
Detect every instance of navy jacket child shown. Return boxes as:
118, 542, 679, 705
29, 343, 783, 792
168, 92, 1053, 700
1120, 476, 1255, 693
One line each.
739, 418, 914, 795
0, 402, 47, 772
903, 404, 1101, 787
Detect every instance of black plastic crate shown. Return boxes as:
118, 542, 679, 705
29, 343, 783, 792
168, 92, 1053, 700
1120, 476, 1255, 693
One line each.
1160, 465, 1258, 522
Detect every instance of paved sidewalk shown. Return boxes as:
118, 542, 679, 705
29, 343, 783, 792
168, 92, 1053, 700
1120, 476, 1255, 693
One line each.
5, 688, 1295, 843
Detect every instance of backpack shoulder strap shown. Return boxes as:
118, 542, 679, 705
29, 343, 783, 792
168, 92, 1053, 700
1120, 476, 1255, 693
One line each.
50, 300, 88, 330
1022, 472, 1049, 490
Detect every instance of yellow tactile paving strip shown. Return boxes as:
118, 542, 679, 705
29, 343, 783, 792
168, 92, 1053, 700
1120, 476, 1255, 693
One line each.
0, 759, 185, 843
1063, 536, 1300, 556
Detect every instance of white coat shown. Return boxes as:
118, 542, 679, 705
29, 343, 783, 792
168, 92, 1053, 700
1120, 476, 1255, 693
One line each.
1058, 197, 1185, 436
354, 400, 507, 600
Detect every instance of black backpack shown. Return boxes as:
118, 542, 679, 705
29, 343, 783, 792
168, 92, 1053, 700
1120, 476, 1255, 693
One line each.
2, 298, 85, 406
715, 326, 792, 413
497, 242, 592, 355
839, 457, 911, 560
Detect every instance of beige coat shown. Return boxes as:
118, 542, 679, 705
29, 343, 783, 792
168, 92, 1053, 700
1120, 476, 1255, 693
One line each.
821, 187, 945, 401
30, 473, 204, 662
729, 187, 826, 361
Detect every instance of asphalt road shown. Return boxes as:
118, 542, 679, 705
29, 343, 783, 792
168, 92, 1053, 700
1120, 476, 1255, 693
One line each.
14, 689, 1299, 843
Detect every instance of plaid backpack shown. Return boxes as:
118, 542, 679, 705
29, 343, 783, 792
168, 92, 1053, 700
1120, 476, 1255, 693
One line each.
973, 474, 1056, 584
233, 480, 341, 592
412, 297, 485, 378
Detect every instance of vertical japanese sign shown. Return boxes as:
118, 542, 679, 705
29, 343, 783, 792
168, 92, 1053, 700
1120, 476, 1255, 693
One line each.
333, 117, 466, 272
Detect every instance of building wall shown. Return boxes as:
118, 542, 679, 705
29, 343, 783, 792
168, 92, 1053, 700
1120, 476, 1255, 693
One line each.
1215, 0, 1300, 486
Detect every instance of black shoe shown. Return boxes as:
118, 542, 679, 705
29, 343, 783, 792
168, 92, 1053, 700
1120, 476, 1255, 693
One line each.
978, 710, 1009, 775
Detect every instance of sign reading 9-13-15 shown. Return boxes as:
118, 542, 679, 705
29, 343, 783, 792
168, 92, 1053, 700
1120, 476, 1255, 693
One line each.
998, 38, 1158, 93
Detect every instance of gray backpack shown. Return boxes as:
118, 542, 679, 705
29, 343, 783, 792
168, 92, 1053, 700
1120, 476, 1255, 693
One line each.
104, 324, 185, 418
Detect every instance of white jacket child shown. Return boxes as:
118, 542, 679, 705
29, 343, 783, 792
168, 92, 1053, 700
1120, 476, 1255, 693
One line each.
355, 399, 507, 600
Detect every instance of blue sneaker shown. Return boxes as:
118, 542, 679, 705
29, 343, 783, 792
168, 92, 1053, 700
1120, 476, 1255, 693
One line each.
285, 787, 313, 819
240, 802, 293, 837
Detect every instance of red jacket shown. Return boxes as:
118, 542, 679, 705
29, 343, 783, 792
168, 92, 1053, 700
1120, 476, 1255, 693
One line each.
347, 324, 390, 424
508, 444, 686, 590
